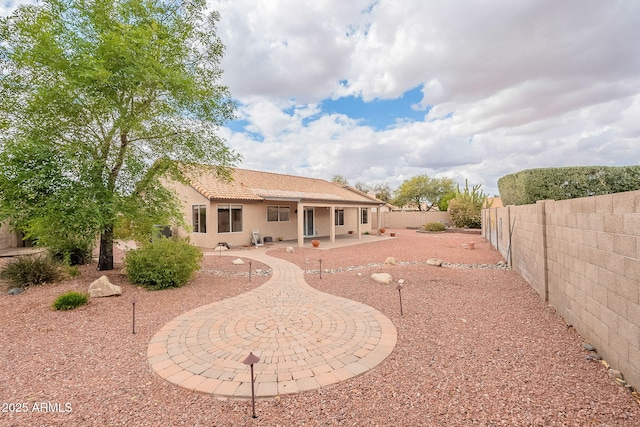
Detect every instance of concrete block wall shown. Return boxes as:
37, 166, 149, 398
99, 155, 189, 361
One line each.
483, 190, 640, 389
383, 211, 451, 229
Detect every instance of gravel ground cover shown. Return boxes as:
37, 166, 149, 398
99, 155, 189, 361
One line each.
1, 229, 639, 426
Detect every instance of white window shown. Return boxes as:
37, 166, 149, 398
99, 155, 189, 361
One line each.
335, 208, 345, 226
192, 205, 207, 233
267, 206, 290, 222
218, 205, 243, 233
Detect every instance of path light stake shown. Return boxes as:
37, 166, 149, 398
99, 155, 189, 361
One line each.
249, 260, 252, 282
396, 281, 404, 316
319, 259, 322, 279
131, 296, 138, 334
242, 352, 260, 418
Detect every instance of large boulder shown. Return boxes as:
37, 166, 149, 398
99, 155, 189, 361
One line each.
88, 275, 122, 298
371, 272, 393, 284
232, 258, 245, 265
384, 257, 398, 265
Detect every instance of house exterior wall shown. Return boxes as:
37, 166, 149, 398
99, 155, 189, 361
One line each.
168, 179, 375, 248
482, 190, 640, 390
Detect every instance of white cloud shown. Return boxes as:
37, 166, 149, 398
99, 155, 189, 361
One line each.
3, 0, 639, 197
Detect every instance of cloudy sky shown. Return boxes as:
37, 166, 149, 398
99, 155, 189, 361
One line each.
3, 0, 640, 196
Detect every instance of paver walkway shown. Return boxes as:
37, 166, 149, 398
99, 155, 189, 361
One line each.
147, 249, 397, 398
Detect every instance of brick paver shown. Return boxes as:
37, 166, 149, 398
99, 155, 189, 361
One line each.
147, 248, 397, 398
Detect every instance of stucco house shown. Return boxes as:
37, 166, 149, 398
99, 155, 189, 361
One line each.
167, 165, 386, 248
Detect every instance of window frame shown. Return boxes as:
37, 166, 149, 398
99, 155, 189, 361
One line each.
361, 207, 369, 225
267, 205, 291, 222
334, 208, 345, 226
217, 204, 243, 233
192, 204, 207, 233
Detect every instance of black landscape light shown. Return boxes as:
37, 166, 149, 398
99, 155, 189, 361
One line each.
319, 259, 322, 279
396, 281, 404, 316
249, 260, 252, 282
131, 296, 138, 334
242, 352, 260, 418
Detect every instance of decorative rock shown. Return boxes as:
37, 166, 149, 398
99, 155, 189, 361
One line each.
384, 257, 397, 265
608, 368, 624, 380
427, 258, 443, 267
214, 245, 228, 252
8, 287, 23, 295
398, 279, 405, 285
88, 275, 122, 298
232, 258, 244, 265
582, 343, 596, 352
371, 273, 393, 284
286, 246, 295, 253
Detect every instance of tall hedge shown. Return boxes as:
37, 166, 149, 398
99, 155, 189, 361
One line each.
498, 166, 640, 206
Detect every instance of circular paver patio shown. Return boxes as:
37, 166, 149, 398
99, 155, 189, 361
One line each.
147, 250, 397, 398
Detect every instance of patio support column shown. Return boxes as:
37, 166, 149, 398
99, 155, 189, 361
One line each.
377, 204, 383, 235
330, 205, 336, 243
356, 207, 362, 239
297, 202, 304, 247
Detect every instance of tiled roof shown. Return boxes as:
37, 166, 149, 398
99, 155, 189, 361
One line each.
182, 165, 383, 205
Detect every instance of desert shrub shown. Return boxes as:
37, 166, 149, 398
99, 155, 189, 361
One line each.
448, 198, 482, 229
125, 238, 203, 290
0, 255, 62, 287
64, 265, 81, 279
448, 180, 488, 229
423, 222, 446, 232
52, 291, 88, 310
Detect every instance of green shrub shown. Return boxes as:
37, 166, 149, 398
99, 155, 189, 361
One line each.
125, 238, 203, 290
498, 165, 640, 205
52, 291, 88, 310
423, 222, 446, 232
447, 180, 488, 229
0, 255, 62, 287
65, 265, 81, 279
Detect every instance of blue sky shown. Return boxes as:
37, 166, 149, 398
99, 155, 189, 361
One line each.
3, 0, 640, 196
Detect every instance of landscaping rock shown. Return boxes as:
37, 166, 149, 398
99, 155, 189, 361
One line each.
371, 273, 393, 284
214, 245, 228, 252
286, 246, 295, 253
88, 276, 122, 298
582, 343, 596, 352
427, 258, 443, 267
384, 257, 397, 265
232, 258, 245, 265
8, 287, 23, 295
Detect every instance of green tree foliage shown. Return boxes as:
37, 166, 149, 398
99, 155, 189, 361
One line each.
498, 166, 640, 205
352, 181, 392, 202
0, 0, 239, 270
372, 182, 392, 202
354, 181, 369, 192
438, 191, 458, 212
447, 180, 488, 229
331, 175, 349, 185
392, 175, 456, 211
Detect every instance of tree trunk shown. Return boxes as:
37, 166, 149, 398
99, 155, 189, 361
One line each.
98, 227, 114, 271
